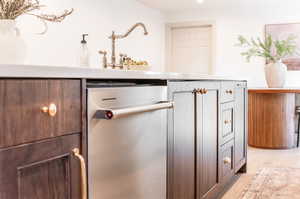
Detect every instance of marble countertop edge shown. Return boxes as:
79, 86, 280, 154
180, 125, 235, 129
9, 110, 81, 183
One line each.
0, 64, 248, 81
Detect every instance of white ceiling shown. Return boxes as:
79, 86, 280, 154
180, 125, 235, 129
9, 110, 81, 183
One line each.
137, 0, 298, 13
137, 0, 205, 12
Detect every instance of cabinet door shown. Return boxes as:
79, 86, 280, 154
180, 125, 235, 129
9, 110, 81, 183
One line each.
168, 83, 196, 199
0, 134, 82, 199
234, 84, 247, 172
196, 83, 220, 199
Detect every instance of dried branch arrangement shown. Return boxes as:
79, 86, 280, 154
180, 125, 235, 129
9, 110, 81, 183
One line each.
0, 0, 73, 32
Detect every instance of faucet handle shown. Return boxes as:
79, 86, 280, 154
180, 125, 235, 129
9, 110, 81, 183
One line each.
99, 50, 107, 55
119, 53, 127, 69
99, 50, 108, 68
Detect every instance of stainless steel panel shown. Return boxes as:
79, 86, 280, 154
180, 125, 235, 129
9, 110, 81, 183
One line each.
88, 86, 167, 199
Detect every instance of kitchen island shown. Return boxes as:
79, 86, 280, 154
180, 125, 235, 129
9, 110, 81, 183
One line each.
0, 64, 247, 199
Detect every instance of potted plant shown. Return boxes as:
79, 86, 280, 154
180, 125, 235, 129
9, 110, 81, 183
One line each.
237, 35, 299, 88
0, 0, 73, 64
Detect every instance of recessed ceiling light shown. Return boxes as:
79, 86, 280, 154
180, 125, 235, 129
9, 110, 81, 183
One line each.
197, 0, 204, 4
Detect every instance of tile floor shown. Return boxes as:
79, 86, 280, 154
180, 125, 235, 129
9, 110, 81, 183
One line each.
222, 146, 300, 199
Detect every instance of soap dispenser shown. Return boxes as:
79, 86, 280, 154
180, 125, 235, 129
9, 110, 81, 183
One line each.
79, 34, 90, 67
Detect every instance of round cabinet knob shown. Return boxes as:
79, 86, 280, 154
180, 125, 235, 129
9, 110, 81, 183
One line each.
226, 90, 233, 95
198, 89, 203, 94
41, 103, 57, 117
223, 157, 231, 164
224, 120, 231, 124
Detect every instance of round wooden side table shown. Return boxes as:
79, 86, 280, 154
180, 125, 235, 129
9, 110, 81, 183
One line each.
248, 88, 299, 149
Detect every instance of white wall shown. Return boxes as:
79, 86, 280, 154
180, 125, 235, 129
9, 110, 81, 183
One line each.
17, 0, 165, 72
166, 0, 300, 87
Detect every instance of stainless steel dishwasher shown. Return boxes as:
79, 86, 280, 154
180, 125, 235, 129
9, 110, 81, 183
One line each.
87, 84, 173, 199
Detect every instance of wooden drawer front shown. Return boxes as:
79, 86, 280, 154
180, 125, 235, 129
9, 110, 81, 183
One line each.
221, 102, 234, 145
221, 82, 235, 103
0, 80, 82, 148
220, 140, 234, 182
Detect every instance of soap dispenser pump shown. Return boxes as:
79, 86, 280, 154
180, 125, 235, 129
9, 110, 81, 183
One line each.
79, 34, 90, 67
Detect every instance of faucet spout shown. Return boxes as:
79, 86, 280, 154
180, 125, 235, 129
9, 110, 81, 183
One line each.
108, 23, 148, 68
119, 22, 148, 39
110, 23, 148, 40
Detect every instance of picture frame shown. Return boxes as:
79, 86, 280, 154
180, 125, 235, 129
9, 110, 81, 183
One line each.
265, 23, 300, 70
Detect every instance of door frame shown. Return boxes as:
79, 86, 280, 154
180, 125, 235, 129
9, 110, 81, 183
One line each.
165, 21, 217, 75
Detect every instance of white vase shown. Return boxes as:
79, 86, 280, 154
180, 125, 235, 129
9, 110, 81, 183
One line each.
264, 61, 287, 88
0, 20, 26, 64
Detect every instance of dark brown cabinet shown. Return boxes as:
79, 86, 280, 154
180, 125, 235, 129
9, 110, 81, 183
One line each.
168, 81, 221, 199
0, 79, 85, 199
196, 82, 220, 199
168, 85, 196, 199
0, 134, 81, 199
168, 80, 247, 199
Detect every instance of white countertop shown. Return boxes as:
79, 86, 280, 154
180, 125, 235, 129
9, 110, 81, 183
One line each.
0, 64, 247, 81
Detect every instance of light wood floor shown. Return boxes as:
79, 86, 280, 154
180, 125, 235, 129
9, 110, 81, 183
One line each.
222, 146, 300, 199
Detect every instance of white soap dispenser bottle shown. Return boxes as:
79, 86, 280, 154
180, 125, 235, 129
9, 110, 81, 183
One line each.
79, 34, 90, 67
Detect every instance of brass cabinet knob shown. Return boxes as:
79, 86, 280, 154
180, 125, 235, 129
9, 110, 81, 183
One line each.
224, 120, 232, 124
226, 90, 233, 95
200, 89, 204, 94
223, 157, 231, 164
193, 88, 208, 95
193, 88, 201, 94
41, 103, 57, 117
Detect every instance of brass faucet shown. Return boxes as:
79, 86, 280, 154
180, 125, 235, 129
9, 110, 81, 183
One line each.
99, 23, 148, 69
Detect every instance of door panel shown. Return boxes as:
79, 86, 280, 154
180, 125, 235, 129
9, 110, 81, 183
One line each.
0, 134, 81, 199
169, 25, 212, 74
19, 157, 70, 199
168, 91, 195, 199
197, 87, 219, 199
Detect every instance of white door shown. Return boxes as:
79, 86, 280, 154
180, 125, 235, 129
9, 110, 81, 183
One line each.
168, 25, 212, 74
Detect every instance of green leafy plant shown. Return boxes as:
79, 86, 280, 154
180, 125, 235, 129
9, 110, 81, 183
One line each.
236, 34, 299, 63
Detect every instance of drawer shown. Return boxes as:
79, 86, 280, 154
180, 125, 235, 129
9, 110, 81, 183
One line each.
220, 140, 235, 182
221, 81, 235, 103
0, 80, 82, 148
220, 102, 235, 145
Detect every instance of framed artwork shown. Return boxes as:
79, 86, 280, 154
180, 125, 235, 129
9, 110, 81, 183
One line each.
266, 23, 300, 70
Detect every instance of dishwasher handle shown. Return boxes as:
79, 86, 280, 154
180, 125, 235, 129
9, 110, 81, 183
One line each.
94, 101, 174, 120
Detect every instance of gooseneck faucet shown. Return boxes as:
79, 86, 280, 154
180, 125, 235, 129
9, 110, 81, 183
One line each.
101, 23, 148, 69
